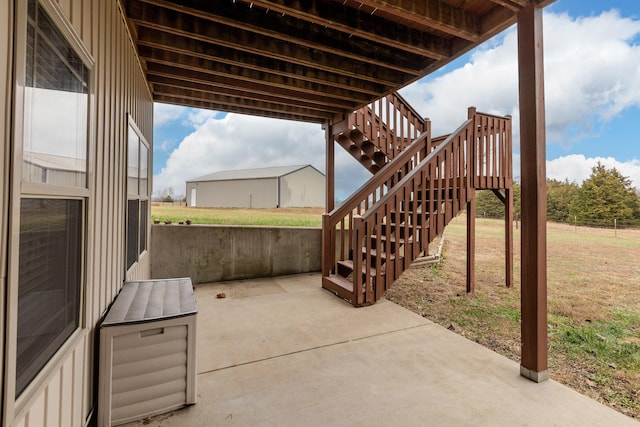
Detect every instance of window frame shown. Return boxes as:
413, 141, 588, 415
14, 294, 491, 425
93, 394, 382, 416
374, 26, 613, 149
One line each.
4, 0, 94, 420
125, 115, 150, 273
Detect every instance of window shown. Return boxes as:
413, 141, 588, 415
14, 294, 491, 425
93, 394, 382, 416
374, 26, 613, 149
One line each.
23, 0, 88, 187
126, 121, 150, 270
17, 199, 82, 394
14, 0, 90, 396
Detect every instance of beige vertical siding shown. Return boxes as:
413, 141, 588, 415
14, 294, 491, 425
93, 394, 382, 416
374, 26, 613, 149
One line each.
1, 0, 14, 416
190, 178, 279, 208
280, 167, 326, 208
5, 0, 154, 426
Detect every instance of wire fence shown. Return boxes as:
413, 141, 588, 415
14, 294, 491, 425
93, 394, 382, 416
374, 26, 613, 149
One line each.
475, 211, 640, 238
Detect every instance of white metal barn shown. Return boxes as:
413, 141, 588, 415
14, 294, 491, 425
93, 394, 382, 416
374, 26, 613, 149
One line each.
186, 165, 325, 208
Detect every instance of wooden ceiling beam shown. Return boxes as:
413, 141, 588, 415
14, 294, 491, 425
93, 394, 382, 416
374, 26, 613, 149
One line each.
141, 50, 377, 105
248, 0, 480, 42
146, 72, 357, 111
154, 90, 332, 122
136, 35, 385, 97
152, 80, 347, 114
155, 95, 327, 123
486, 0, 528, 12
142, 0, 456, 60
137, 0, 429, 75
127, 3, 411, 87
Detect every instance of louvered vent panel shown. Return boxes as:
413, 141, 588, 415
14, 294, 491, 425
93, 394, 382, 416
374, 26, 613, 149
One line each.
98, 278, 197, 427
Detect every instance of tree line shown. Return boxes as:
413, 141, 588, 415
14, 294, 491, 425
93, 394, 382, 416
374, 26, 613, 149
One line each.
474, 163, 640, 227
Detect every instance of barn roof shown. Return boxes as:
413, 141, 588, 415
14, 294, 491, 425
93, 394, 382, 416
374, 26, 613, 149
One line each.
122, 0, 556, 124
187, 164, 324, 182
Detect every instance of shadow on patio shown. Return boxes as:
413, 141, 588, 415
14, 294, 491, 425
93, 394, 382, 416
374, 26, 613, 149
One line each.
122, 273, 637, 427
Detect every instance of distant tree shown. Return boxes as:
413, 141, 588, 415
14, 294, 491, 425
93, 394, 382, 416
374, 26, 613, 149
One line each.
474, 183, 521, 219
569, 163, 640, 226
161, 187, 175, 203
546, 179, 579, 223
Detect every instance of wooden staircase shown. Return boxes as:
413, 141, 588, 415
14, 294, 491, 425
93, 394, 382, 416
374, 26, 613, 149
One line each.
322, 101, 512, 306
331, 92, 428, 174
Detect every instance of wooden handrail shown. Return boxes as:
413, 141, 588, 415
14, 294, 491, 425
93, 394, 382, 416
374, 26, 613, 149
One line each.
352, 111, 512, 303
322, 129, 431, 276
327, 131, 430, 224
360, 120, 473, 222
347, 92, 427, 160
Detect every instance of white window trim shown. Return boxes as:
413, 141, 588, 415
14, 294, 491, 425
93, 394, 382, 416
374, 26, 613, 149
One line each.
3, 0, 95, 423
126, 115, 151, 274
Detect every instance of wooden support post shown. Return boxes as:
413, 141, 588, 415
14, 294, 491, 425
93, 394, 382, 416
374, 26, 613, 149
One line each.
517, 4, 548, 382
466, 191, 475, 293
322, 122, 335, 278
324, 122, 335, 212
505, 187, 513, 288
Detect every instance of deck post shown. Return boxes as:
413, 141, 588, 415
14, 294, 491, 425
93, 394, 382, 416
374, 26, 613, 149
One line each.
322, 122, 335, 277
324, 122, 335, 212
466, 192, 475, 293
505, 187, 513, 288
517, 3, 548, 382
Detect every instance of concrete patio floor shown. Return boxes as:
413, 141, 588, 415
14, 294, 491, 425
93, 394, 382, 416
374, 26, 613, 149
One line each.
122, 273, 638, 427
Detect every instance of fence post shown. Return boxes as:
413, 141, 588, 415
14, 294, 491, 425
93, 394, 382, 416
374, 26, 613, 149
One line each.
614, 218, 617, 238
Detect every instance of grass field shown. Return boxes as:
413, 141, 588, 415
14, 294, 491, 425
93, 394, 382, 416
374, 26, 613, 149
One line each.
151, 203, 324, 227
386, 216, 640, 419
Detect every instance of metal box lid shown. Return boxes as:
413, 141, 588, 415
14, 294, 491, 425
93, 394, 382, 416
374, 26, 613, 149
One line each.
102, 277, 197, 326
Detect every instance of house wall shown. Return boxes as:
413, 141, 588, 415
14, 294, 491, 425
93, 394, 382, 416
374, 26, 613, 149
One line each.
1, 0, 14, 421
187, 178, 278, 208
3, 1, 153, 426
280, 166, 325, 208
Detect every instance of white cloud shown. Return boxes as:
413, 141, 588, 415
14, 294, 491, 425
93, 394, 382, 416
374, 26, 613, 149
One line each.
547, 155, 640, 189
400, 9, 640, 147
154, 113, 373, 200
153, 103, 186, 128
186, 109, 220, 127
154, 114, 326, 197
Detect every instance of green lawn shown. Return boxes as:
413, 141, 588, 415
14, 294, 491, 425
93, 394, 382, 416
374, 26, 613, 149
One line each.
151, 204, 324, 227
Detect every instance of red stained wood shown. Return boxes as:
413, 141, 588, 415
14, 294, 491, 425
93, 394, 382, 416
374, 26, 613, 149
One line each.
517, 3, 548, 376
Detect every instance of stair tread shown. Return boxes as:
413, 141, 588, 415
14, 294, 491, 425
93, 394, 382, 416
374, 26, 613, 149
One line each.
384, 223, 415, 228
371, 234, 407, 243
325, 274, 354, 291
362, 248, 398, 260
338, 259, 383, 276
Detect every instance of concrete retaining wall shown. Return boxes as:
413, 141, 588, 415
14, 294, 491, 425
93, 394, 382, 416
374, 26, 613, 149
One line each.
151, 224, 322, 284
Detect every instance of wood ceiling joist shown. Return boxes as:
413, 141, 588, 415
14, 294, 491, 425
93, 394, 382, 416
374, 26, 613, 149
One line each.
127, 5, 411, 88
487, 0, 529, 11
152, 81, 346, 115
146, 72, 357, 112
235, 0, 454, 59
129, 23, 407, 90
121, 0, 552, 123
142, 53, 377, 105
154, 89, 332, 121
155, 95, 327, 123
134, 28, 395, 95
346, 0, 481, 41
137, 0, 430, 76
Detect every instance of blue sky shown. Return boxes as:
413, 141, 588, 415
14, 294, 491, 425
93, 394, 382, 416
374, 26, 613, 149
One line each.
153, 0, 640, 200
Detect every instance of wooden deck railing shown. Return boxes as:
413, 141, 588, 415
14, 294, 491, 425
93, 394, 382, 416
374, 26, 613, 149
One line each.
349, 92, 427, 160
323, 108, 512, 306
351, 108, 512, 304
322, 124, 431, 278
